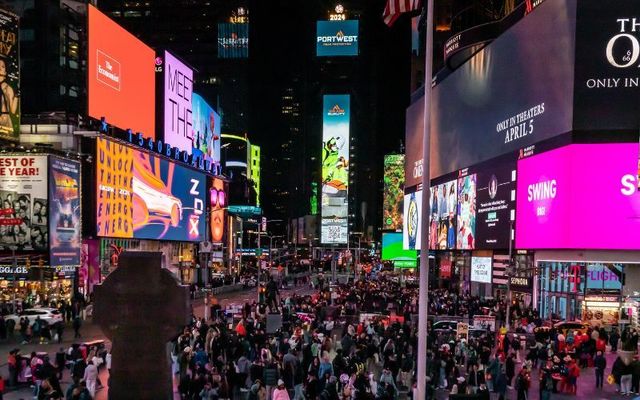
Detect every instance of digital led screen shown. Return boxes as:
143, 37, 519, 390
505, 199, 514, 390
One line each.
456, 174, 476, 249
88, 5, 155, 138
192, 93, 221, 166
163, 51, 193, 154
217, 23, 249, 59
402, 189, 422, 250
430, 180, 457, 250
209, 177, 227, 244
382, 232, 417, 268
316, 20, 359, 57
475, 157, 516, 249
0, 9, 19, 141
321, 94, 350, 244
96, 138, 206, 242
515, 143, 640, 249
383, 154, 404, 231
471, 256, 492, 283
49, 157, 81, 267
0, 156, 48, 252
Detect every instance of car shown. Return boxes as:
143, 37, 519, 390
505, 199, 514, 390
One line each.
132, 175, 183, 227
5, 308, 64, 326
554, 321, 589, 335
432, 320, 459, 331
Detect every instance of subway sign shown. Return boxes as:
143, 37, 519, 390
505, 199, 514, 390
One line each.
316, 20, 359, 57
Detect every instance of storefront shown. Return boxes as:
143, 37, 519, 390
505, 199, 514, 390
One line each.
0, 265, 76, 312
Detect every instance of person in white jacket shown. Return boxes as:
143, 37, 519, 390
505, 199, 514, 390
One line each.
83, 360, 99, 397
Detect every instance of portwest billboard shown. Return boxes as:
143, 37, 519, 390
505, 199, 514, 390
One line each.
0, 9, 19, 141
218, 23, 249, 59
88, 5, 155, 138
163, 51, 193, 154
321, 95, 350, 244
316, 20, 359, 57
383, 154, 404, 231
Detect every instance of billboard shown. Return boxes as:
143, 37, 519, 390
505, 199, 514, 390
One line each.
515, 143, 640, 250
316, 20, 359, 57
163, 51, 193, 154
96, 138, 206, 242
192, 93, 221, 166
217, 23, 249, 59
0, 9, 19, 141
49, 157, 81, 266
456, 174, 476, 249
209, 177, 227, 244
383, 154, 404, 231
0, 156, 48, 251
475, 157, 516, 249
88, 5, 155, 138
321, 95, 350, 244
382, 232, 417, 268
471, 256, 492, 283
402, 189, 422, 250
430, 179, 457, 250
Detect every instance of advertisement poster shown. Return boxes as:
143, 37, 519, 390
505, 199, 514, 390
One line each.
586, 263, 623, 293
316, 20, 359, 57
163, 51, 193, 154
88, 5, 155, 138
192, 93, 221, 167
217, 23, 249, 59
456, 174, 476, 249
48, 157, 81, 267
516, 143, 640, 249
475, 157, 516, 249
402, 189, 422, 250
321, 95, 350, 244
471, 256, 492, 283
0, 156, 47, 251
209, 177, 227, 244
383, 154, 404, 231
0, 9, 19, 141
382, 232, 417, 268
431, 180, 457, 250
96, 137, 206, 242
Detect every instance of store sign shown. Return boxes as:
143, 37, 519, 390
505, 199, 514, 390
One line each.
440, 259, 452, 279
509, 276, 532, 290
316, 20, 359, 57
471, 256, 492, 283
0, 265, 27, 279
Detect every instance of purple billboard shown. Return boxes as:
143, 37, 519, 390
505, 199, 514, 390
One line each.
163, 51, 193, 154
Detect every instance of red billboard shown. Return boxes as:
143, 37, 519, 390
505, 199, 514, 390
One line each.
88, 5, 155, 138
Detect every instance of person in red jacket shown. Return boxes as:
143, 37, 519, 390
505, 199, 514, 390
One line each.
567, 358, 580, 395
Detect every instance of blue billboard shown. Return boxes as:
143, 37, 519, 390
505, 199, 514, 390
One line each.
192, 93, 221, 168
218, 23, 249, 59
316, 20, 359, 57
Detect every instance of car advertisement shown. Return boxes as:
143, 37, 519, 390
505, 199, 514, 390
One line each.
48, 157, 81, 267
163, 51, 193, 154
192, 93, 221, 168
383, 154, 404, 231
402, 189, 422, 250
88, 5, 155, 138
516, 143, 640, 249
0, 9, 19, 141
456, 174, 476, 250
382, 232, 417, 268
316, 20, 359, 57
321, 94, 350, 244
0, 156, 48, 252
209, 177, 227, 244
96, 137, 206, 242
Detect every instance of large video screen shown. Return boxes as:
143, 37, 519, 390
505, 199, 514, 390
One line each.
316, 20, 359, 57
382, 232, 417, 268
516, 143, 640, 249
456, 174, 477, 249
321, 94, 350, 244
0, 9, 19, 141
430, 180, 457, 250
96, 138, 206, 242
402, 189, 422, 250
209, 177, 227, 244
88, 5, 155, 138
192, 93, 221, 167
0, 156, 48, 252
163, 51, 193, 154
475, 157, 516, 249
383, 154, 404, 231
218, 23, 249, 59
49, 157, 81, 267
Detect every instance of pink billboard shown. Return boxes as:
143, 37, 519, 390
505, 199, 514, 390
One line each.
163, 51, 193, 153
516, 143, 640, 249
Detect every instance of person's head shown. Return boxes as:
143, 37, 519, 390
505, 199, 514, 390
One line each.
277, 379, 285, 389
597, 350, 602, 356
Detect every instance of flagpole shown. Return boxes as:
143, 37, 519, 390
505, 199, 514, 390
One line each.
417, 0, 434, 398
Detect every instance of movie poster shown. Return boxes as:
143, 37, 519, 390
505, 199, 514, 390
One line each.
49, 157, 81, 267
457, 174, 477, 249
432, 180, 457, 250
0, 9, 19, 141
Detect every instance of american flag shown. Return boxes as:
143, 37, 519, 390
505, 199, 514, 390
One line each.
383, 0, 422, 27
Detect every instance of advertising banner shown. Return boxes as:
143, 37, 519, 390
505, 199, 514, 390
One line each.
88, 5, 155, 138
217, 23, 249, 59
456, 174, 476, 249
586, 263, 623, 293
321, 95, 350, 244
0, 156, 48, 251
0, 9, 19, 141
516, 143, 640, 249
383, 154, 404, 231
96, 138, 206, 242
402, 189, 422, 250
471, 256, 492, 283
48, 157, 81, 267
192, 93, 221, 167
163, 51, 193, 154
382, 233, 417, 267
430, 180, 457, 250
316, 20, 359, 57
209, 177, 227, 244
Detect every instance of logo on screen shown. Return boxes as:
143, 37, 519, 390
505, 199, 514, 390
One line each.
488, 175, 498, 199
96, 50, 121, 91
527, 179, 556, 202
328, 104, 345, 116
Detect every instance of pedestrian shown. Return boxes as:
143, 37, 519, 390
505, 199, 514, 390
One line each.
37, 378, 63, 400
273, 379, 290, 400
594, 350, 606, 389
72, 316, 81, 338
7, 349, 17, 387
55, 321, 64, 344
506, 353, 516, 387
515, 368, 530, 400
82, 360, 98, 397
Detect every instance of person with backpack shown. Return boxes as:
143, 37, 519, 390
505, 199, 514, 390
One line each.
248, 379, 266, 400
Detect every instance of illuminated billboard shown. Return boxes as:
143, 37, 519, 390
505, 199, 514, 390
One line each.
88, 5, 155, 138
192, 93, 221, 167
321, 94, 350, 244
316, 20, 359, 57
430, 179, 457, 250
96, 138, 206, 242
383, 154, 404, 231
163, 51, 193, 154
250, 145, 261, 206
402, 189, 422, 250
209, 177, 227, 244
217, 23, 249, 59
0, 9, 19, 141
456, 174, 476, 250
0, 156, 48, 252
49, 157, 81, 267
382, 233, 417, 268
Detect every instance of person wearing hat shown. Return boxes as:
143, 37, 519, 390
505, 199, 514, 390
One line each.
272, 379, 290, 400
